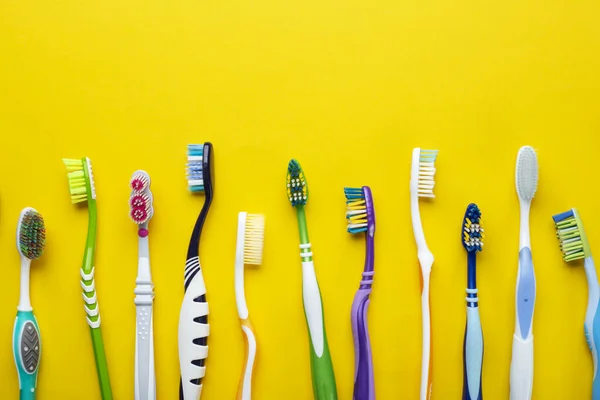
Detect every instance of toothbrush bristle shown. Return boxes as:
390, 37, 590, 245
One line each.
286, 159, 308, 207
130, 173, 149, 192
129, 170, 154, 225
418, 149, 438, 198
187, 144, 205, 193
243, 214, 265, 265
553, 209, 589, 262
63, 157, 95, 203
462, 203, 483, 252
18, 208, 46, 260
344, 187, 368, 234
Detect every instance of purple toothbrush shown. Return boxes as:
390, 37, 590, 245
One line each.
344, 186, 376, 400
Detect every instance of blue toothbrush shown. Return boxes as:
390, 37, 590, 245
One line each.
462, 204, 484, 400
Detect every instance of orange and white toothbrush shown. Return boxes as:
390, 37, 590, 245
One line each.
234, 212, 265, 400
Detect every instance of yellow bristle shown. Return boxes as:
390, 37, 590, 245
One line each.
63, 158, 90, 204
244, 214, 265, 265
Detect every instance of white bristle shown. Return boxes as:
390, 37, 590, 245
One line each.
86, 157, 96, 200
416, 149, 438, 198
244, 214, 265, 265
515, 146, 539, 201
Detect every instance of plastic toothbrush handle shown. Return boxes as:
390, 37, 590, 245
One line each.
134, 302, 155, 400
236, 317, 257, 400
586, 295, 600, 400
179, 256, 210, 400
351, 285, 374, 400
462, 307, 483, 400
510, 334, 533, 400
302, 260, 338, 400
420, 273, 433, 400
13, 311, 41, 400
81, 268, 113, 400
581, 256, 600, 399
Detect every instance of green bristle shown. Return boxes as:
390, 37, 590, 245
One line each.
19, 210, 46, 260
63, 158, 94, 203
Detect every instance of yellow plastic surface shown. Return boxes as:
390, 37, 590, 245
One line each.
0, 0, 599, 398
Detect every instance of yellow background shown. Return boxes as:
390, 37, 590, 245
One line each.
0, 0, 599, 398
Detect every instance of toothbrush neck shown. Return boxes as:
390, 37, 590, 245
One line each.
364, 231, 375, 273
519, 201, 531, 249
18, 257, 32, 312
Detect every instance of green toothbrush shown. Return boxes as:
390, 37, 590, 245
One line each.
286, 159, 337, 400
63, 158, 113, 400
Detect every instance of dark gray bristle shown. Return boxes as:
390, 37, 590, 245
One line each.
19, 210, 46, 260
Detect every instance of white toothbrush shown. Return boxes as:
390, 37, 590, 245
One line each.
510, 146, 539, 400
234, 212, 265, 400
129, 171, 156, 400
410, 147, 439, 400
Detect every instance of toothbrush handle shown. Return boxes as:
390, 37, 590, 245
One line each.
237, 317, 257, 400
420, 274, 433, 400
462, 307, 483, 400
302, 260, 338, 400
134, 301, 155, 400
509, 334, 534, 400
179, 257, 210, 400
351, 285, 375, 400
13, 311, 40, 400
582, 257, 600, 399
81, 268, 113, 400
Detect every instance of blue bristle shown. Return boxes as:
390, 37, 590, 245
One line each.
552, 209, 574, 223
187, 144, 205, 192
348, 227, 368, 234
344, 187, 365, 202
419, 149, 438, 163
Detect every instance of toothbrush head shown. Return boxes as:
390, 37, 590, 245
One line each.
552, 208, 591, 262
411, 148, 439, 199
130, 172, 150, 192
286, 159, 308, 207
242, 213, 265, 266
344, 186, 375, 234
515, 146, 539, 202
63, 157, 96, 204
187, 143, 214, 194
462, 203, 483, 252
17, 207, 46, 260
129, 170, 154, 225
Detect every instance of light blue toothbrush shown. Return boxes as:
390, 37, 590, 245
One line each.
553, 208, 600, 399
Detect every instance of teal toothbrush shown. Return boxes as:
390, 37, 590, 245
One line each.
13, 208, 45, 400
286, 159, 337, 400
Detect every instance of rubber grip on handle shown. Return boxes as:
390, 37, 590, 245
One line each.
302, 260, 337, 400
462, 307, 483, 400
351, 288, 374, 400
510, 334, 533, 400
237, 318, 257, 400
13, 311, 40, 400
584, 295, 600, 399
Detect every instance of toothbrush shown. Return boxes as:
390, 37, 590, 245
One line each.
286, 159, 338, 400
461, 204, 484, 400
344, 187, 376, 400
234, 212, 265, 400
178, 143, 214, 400
129, 171, 156, 400
510, 146, 539, 400
13, 208, 45, 400
409, 148, 438, 400
552, 208, 600, 399
63, 158, 113, 400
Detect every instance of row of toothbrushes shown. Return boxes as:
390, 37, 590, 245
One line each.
11, 142, 598, 400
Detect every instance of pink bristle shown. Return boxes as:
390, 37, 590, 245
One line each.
130, 173, 149, 192
130, 206, 149, 224
130, 193, 150, 209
